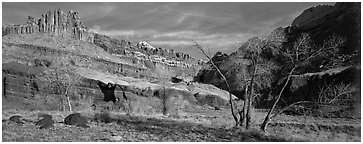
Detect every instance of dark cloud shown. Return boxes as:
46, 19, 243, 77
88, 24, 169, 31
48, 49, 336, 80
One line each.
3, 2, 335, 58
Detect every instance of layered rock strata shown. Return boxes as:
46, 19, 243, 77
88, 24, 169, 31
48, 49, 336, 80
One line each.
2, 61, 237, 115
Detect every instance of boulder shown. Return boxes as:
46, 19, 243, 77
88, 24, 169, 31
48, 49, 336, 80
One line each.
8, 115, 24, 125
39, 122, 54, 129
171, 76, 183, 83
64, 113, 89, 128
36, 114, 54, 129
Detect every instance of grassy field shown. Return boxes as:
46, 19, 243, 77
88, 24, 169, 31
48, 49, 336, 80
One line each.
2, 108, 360, 142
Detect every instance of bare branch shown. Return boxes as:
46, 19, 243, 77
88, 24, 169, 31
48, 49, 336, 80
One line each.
270, 101, 315, 120
192, 40, 239, 125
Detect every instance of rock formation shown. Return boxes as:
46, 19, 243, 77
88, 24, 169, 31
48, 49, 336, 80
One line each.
2, 9, 94, 43
136, 41, 191, 61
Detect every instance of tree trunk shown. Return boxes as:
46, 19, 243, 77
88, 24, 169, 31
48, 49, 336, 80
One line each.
241, 100, 248, 126
246, 62, 257, 129
246, 79, 255, 129
67, 96, 72, 112
64, 76, 81, 112
229, 90, 239, 126
62, 99, 66, 111
246, 84, 253, 129
240, 81, 249, 126
261, 67, 296, 132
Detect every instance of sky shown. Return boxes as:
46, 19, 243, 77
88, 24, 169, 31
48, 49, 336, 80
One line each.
2, 2, 335, 59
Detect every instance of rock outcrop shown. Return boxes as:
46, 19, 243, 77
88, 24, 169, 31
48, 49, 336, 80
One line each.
93, 33, 133, 55
2, 9, 94, 43
136, 41, 191, 61
292, 4, 339, 29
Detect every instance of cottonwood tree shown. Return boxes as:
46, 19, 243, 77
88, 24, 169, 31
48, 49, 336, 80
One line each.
193, 33, 283, 128
260, 33, 344, 131
192, 41, 240, 126
237, 33, 284, 129
44, 56, 80, 112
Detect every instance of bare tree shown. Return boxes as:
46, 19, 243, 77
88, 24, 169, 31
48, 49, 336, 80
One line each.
193, 29, 284, 128
237, 32, 284, 129
64, 76, 82, 112
260, 33, 344, 131
44, 56, 81, 112
192, 40, 240, 126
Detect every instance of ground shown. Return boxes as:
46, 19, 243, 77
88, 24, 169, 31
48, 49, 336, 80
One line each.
2, 107, 360, 142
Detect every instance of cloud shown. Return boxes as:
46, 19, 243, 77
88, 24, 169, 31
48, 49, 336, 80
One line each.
148, 32, 254, 55
98, 3, 116, 16
90, 26, 157, 39
2, 2, 335, 59
149, 40, 192, 46
176, 12, 208, 24
153, 31, 201, 39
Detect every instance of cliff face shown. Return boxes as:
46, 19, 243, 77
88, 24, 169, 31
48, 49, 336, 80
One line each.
292, 2, 360, 59
93, 34, 193, 62
137, 41, 191, 61
92, 34, 200, 78
2, 9, 94, 43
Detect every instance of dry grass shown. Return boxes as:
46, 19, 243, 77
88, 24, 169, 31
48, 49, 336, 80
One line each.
2, 108, 360, 142
2, 109, 291, 142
